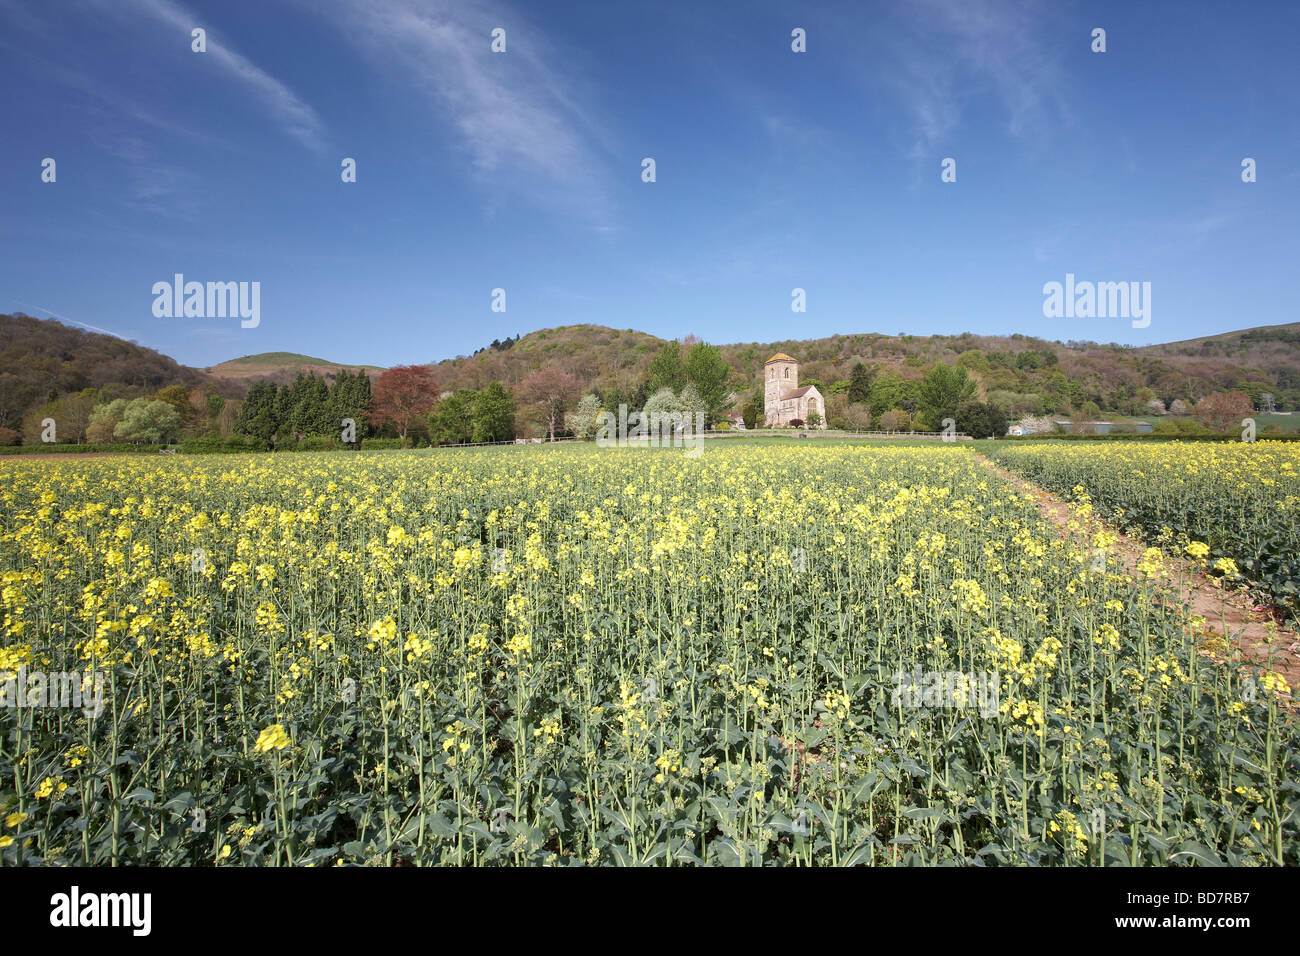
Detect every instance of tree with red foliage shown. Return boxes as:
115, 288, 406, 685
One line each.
1192, 391, 1254, 433
520, 368, 581, 441
371, 365, 439, 439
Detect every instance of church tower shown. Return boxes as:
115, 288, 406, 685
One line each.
764, 353, 798, 419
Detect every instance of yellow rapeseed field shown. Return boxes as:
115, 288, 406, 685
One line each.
988, 441, 1300, 611
0, 443, 1294, 865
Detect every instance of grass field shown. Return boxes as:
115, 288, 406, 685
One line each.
0, 443, 1295, 865
1254, 413, 1300, 433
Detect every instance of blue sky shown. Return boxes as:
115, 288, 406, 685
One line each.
2, 0, 1297, 369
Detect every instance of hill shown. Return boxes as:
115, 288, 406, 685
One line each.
0, 312, 236, 430
426, 322, 1300, 420
205, 352, 384, 388
4, 310, 1297, 437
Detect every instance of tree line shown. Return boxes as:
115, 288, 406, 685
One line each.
233, 369, 373, 445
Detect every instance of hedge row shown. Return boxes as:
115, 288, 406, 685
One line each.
178, 435, 414, 453
0, 437, 418, 456
0, 443, 164, 456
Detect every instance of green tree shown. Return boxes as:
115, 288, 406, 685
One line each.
153, 385, 201, 435
918, 363, 977, 429
684, 343, 731, 425
868, 370, 915, 417
283, 373, 330, 439
114, 398, 181, 444
244, 383, 283, 444
472, 382, 516, 443
330, 369, 372, 441
235, 381, 280, 444
602, 385, 632, 416
646, 342, 686, 393
86, 399, 128, 443
848, 362, 875, 406
954, 400, 1008, 439
427, 390, 477, 445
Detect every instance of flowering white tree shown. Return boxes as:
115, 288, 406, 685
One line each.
1018, 415, 1054, 435
679, 384, 705, 420
565, 393, 603, 440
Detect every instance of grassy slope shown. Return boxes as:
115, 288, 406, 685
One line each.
205, 352, 383, 386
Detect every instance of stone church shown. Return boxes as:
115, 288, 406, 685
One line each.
764, 353, 826, 427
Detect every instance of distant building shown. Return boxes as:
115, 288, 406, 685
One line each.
763, 353, 826, 427
1052, 420, 1153, 435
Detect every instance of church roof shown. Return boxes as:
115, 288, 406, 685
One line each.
765, 353, 796, 364
781, 386, 815, 399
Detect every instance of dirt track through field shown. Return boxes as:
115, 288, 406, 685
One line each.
979, 454, 1299, 701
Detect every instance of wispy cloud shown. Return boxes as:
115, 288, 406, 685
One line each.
89, 132, 205, 217
316, 0, 615, 229
117, 0, 327, 151
874, 0, 1069, 156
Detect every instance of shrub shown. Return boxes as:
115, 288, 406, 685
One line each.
180, 435, 265, 454
0, 442, 150, 456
